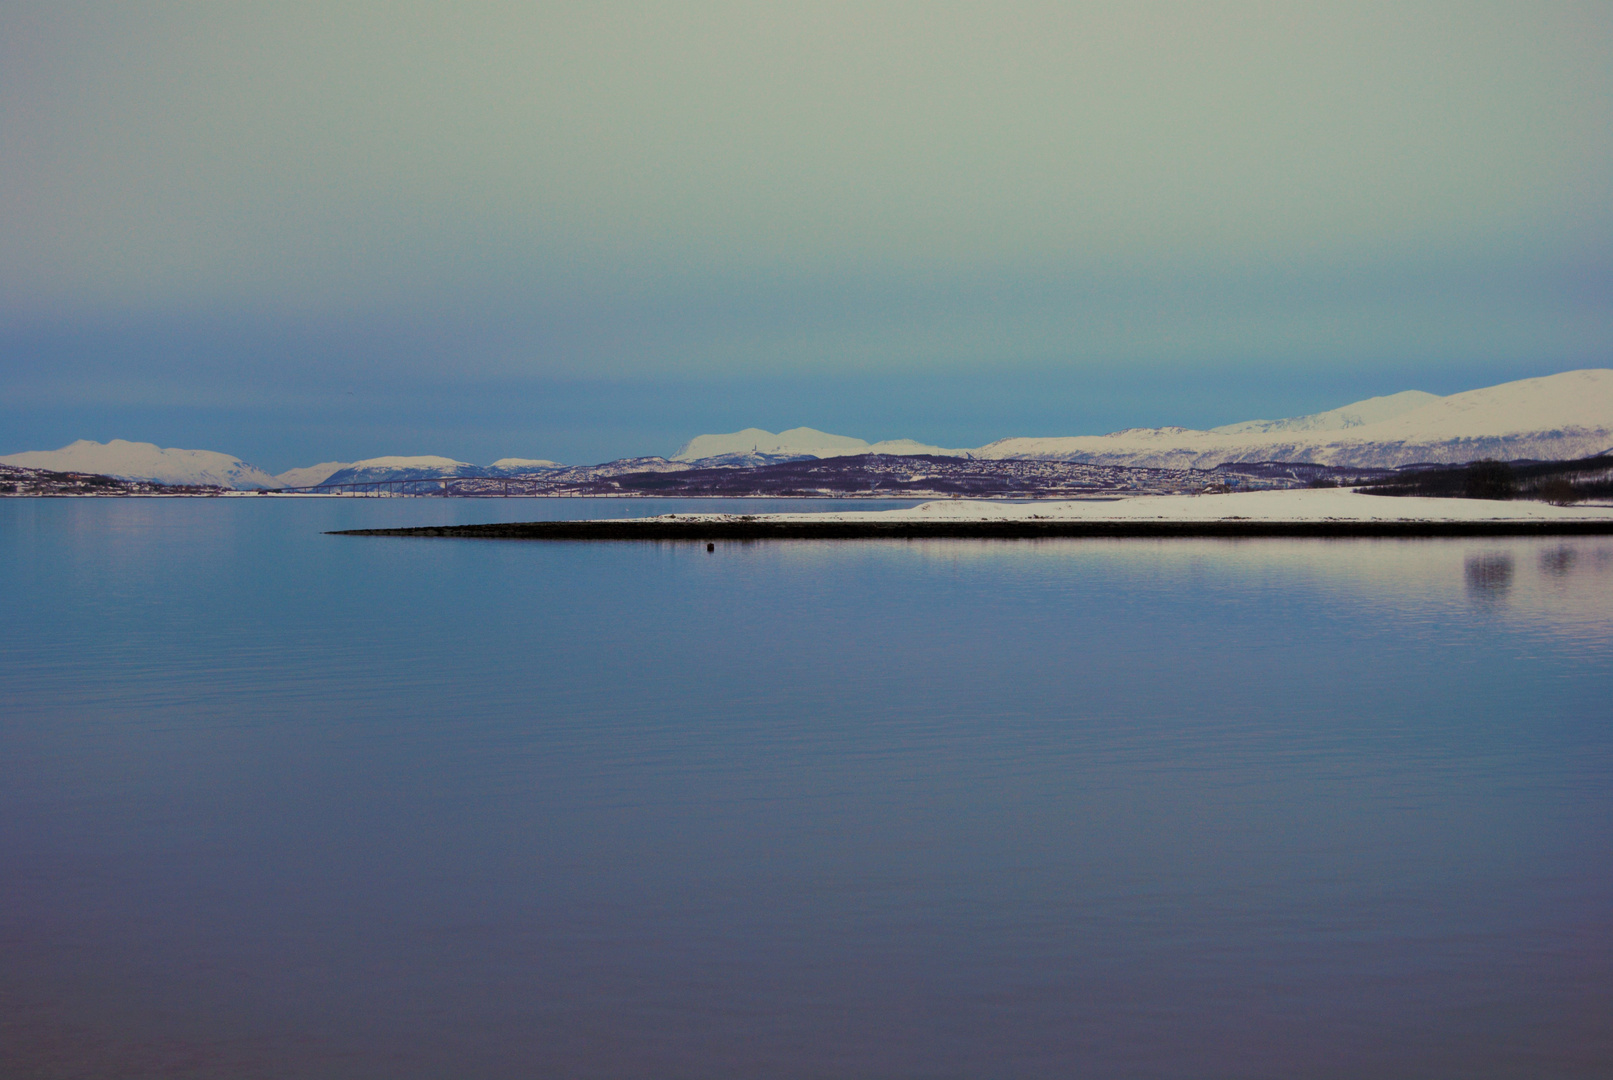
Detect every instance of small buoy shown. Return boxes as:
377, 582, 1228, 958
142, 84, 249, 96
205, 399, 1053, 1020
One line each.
707, 542, 715, 552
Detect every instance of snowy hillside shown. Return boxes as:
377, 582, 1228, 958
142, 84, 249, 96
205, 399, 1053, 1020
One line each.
1210, 390, 1440, 435
317, 456, 483, 485
271, 456, 564, 486
0, 440, 279, 489
274, 461, 351, 487
18, 370, 1610, 491
975, 370, 1613, 468
489, 458, 563, 471
675, 487, 1613, 525
673, 426, 962, 462
669, 372, 1612, 470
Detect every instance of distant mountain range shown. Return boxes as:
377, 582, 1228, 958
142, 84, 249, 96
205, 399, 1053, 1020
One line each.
4, 369, 1609, 490
972, 370, 1613, 468
671, 428, 962, 462
299, 456, 565, 487
671, 372, 1613, 469
0, 439, 283, 489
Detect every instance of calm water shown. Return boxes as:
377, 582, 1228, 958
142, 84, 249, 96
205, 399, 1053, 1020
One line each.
3, 497, 1610, 1079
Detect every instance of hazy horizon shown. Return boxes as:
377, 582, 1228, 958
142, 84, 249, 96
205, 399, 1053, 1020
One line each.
3, 3, 1610, 471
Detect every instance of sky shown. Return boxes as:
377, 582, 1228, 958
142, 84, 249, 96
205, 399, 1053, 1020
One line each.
2, 1, 1610, 470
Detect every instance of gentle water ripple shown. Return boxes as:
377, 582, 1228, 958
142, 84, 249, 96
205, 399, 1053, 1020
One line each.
2, 498, 1610, 1079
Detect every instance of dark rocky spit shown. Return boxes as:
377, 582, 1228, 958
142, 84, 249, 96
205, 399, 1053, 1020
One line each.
330, 518, 1613, 541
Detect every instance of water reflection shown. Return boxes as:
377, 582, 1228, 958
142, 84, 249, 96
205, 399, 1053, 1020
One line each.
1540, 545, 1578, 576
759, 534, 1613, 654
2, 500, 1611, 1079
1465, 552, 1515, 596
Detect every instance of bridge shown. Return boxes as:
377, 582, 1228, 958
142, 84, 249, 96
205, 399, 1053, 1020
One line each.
275, 476, 572, 496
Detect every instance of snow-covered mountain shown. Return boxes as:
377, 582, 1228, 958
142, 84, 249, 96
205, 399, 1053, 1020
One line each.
316, 456, 486, 485
1209, 389, 1440, 435
673, 426, 962, 462
273, 461, 352, 487
671, 371, 1611, 470
271, 456, 565, 486
0, 439, 279, 489
976, 369, 1613, 468
488, 457, 563, 472
16, 370, 1609, 492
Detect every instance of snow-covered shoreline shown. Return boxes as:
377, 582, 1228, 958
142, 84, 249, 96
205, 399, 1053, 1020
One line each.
653, 488, 1613, 525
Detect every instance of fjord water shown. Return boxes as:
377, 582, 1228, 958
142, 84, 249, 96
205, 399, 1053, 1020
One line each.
3, 498, 1610, 1079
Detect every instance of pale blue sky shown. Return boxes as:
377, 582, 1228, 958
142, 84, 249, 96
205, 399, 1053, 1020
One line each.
2, 2, 1609, 468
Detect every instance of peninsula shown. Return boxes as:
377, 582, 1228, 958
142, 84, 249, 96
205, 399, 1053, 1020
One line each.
331, 488, 1613, 541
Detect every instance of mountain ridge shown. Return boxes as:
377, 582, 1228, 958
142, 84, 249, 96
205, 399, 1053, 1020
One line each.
6, 369, 1609, 488
0, 439, 280, 489
974, 369, 1613, 468
672, 427, 964, 462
